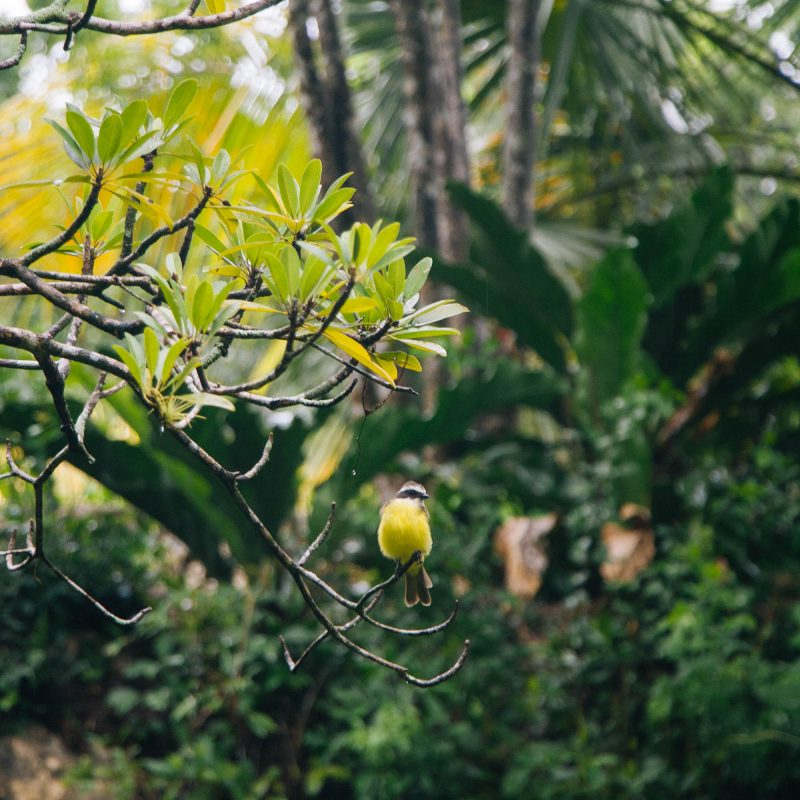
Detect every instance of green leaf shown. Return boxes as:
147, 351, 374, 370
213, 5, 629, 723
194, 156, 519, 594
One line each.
404, 300, 468, 326
392, 325, 459, 338
97, 113, 123, 167
206, 0, 226, 12
143, 327, 160, 379
112, 341, 144, 387
281, 245, 302, 297
405, 256, 432, 298
264, 252, 290, 304
339, 297, 378, 314
119, 100, 148, 150
299, 159, 322, 215
66, 109, 96, 164
90, 210, 114, 241
191, 280, 214, 332
47, 119, 91, 170
322, 328, 395, 386
163, 79, 198, 132
180, 392, 235, 412
193, 223, 227, 254
116, 129, 162, 166
386, 337, 447, 357
312, 186, 355, 224
368, 222, 401, 268
299, 256, 330, 302
388, 258, 405, 298
211, 149, 231, 186
157, 337, 191, 384
374, 272, 398, 318
277, 164, 299, 218
380, 351, 423, 372
205, 282, 237, 330
576, 248, 648, 405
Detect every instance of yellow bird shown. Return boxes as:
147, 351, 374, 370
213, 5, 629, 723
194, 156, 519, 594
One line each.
377, 481, 434, 607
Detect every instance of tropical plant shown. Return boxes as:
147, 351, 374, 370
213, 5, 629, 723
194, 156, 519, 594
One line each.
0, 80, 469, 684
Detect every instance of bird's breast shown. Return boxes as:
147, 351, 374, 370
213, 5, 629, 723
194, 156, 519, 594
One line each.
378, 499, 432, 562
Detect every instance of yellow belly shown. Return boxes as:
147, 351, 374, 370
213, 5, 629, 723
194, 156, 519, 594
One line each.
377, 499, 432, 563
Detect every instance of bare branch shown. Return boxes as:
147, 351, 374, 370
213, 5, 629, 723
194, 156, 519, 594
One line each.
4, 527, 34, 572
0, 358, 39, 370
234, 432, 274, 482
0, 31, 27, 69
43, 556, 152, 625
298, 503, 336, 566
280, 593, 381, 671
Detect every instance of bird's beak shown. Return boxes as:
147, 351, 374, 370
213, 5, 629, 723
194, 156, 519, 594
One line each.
422, 491, 430, 499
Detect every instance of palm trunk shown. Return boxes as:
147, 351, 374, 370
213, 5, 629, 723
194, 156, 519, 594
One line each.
287, 0, 375, 221
502, 0, 541, 233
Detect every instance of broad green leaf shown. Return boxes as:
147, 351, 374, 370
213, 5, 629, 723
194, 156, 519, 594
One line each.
388, 338, 447, 357
239, 301, 282, 313
299, 256, 330, 301
116, 129, 163, 166
112, 342, 144, 386
180, 392, 235, 411
368, 222, 401, 268
47, 120, 91, 170
204, 282, 237, 329
143, 327, 160, 379
392, 325, 460, 338
339, 297, 378, 314
381, 351, 423, 372
405, 300, 469, 326
323, 328, 395, 386
277, 164, 299, 217
312, 186, 355, 224
299, 159, 322, 214
157, 337, 191, 384
97, 113, 123, 167
66, 109, 96, 163
191, 280, 213, 332
264, 252, 290, 303
163, 79, 198, 132
211, 149, 231, 186
280, 245, 302, 297
373, 354, 398, 381
388, 259, 405, 298
374, 272, 398, 318
405, 256, 432, 298
119, 100, 148, 149
193, 223, 228, 254
90, 210, 114, 241
576, 248, 648, 404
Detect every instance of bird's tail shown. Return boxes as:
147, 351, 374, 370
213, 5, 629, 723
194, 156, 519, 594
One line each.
404, 564, 433, 607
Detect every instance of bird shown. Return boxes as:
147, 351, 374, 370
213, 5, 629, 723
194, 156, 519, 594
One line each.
377, 480, 434, 607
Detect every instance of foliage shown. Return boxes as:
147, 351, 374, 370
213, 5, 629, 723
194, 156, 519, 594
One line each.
3, 2, 800, 798
4, 165, 800, 797
0, 82, 469, 683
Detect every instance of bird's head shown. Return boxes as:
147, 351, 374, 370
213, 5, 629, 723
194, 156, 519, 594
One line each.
395, 481, 430, 501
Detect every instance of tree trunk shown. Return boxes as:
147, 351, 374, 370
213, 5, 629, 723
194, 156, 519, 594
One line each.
312, 0, 376, 221
389, 0, 470, 260
502, 0, 541, 233
287, 0, 375, 221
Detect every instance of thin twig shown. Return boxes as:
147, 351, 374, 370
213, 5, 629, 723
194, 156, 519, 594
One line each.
234, 432, 274, 481
298, 503, 336, 566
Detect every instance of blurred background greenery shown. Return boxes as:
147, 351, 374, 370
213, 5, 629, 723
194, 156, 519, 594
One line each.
2, 1, 800, 797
